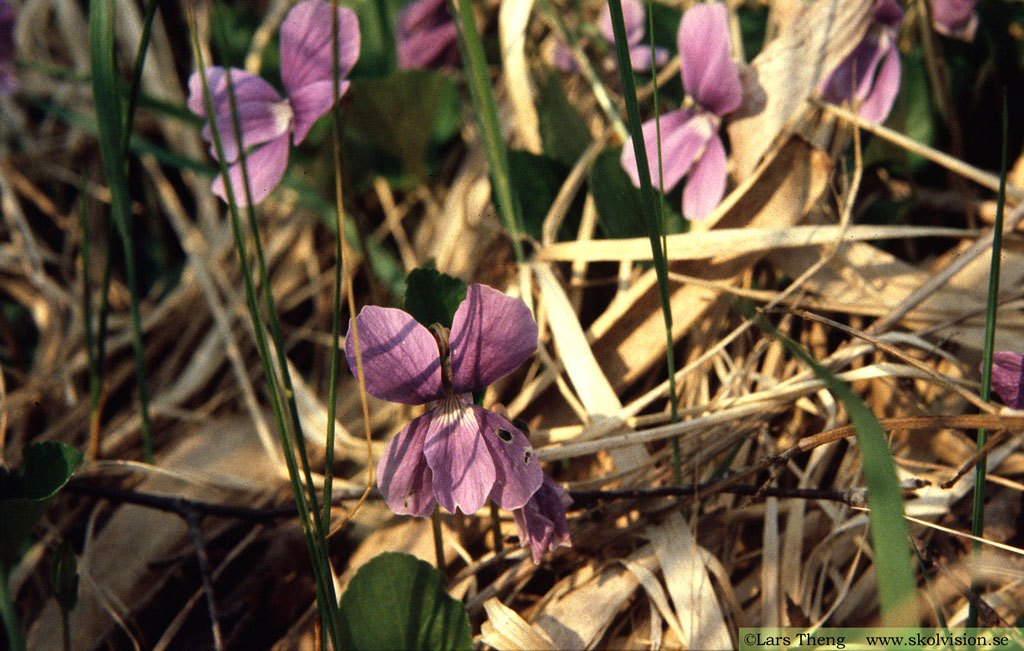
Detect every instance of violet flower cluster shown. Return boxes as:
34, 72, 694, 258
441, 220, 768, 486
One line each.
396, 0, 460, 70
187, 0, 360, 206
621, 2, 741, 222
819, 0, 903, 124
345, 283, 571, 563
0, 0, 16, 95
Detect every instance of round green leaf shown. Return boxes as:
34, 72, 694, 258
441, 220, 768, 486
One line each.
338, 552, 472, 651
404, 266, 467, 330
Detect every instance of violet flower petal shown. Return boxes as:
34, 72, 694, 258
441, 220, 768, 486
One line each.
682, 129, 727, 221
990, 352, 1024, 410
396, 0, 459, 70
449, 284, 538, 394
279, 0, 360, 139
931, 0, 978, 40
873, 0, 905, 27
422, 397, 496, 514
620, 108, 709, 193
513, 477, 572, 564
187, 67, 281, 121
211, 133, 290, 206
678, 2, 742, 116
287, 79, 352, 144
628, 44, 669, 72
344, 305, 444, 405
398, 0, 448, 34
856, 40, 901, 124
599, 0, 647, 46
0, 0, 15, 94
478, 407, 543, 511
377, 413, 436, 516
188, 68, 289, 163
398, 22, 459, 70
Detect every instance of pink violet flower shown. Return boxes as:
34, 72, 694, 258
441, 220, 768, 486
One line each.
598, 0, 668, 72
396, 0, 459, 70
513, 476, 572, 564
0, 0, 17, 94
346, 284, 544, 516
988, 352, 1024, 409
930, 0, 978, 41
554, 0, 666, 74
819, 0, 903, 124
620, 2, 741, 222
187, 0, 360, 206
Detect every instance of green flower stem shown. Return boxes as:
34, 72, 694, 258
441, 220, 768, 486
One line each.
969, 91, 1009, 628
448, 0, 525, 262
604, 0, 681, 482
88, 0, 155, 463
188, 17, 341, 647
431, 509, 446, 570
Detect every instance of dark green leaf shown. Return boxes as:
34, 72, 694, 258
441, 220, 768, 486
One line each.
508, 149, 582, 241
589, 147, 685, 239
536, 74, 592, 166
0, 443, 83, 567
338, 552, 472, 651
346, 71, 459, 179
404, 266, 467, 329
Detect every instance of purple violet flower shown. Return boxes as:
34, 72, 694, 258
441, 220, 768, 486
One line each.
513, 476, 572, 564
819, 0, 903, 124
554, 0, 666, 74
396, 0, 459, 70
931, 0, 978, 41
598, 0, 668, 72
988, 352, 1024, 409
0, 0, 17, 95
620, 2, 741, 222
187, 0, 360, 206
346, 284, 544, 516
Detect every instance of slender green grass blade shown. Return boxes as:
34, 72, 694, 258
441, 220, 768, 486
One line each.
605, 0, 681, 480
744, 305, 917, 625
969, 90, 1009, 628
88, 0, 154, 463
447, 0, 524, 262
0, 565, 25, 651
121, 0, 159, 159
188, 15, 341, 645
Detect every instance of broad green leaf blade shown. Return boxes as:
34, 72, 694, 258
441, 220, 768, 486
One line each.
508, 149, 580, 241
338, 552, 472, 651
0, 442, 83, 567
404, 267, 468, 329
590, 147, 685, 239
744, 306, 917, 625
346, 71, 459, 179
536, 74, 592, 166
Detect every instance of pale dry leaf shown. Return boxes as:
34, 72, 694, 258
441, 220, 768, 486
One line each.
728, 0, 875, 177
533, 555, 642, 649
538, 225, 969, 263
481, 597, 558, 651
648, 511, 732, 650
500, 0, 542, 153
